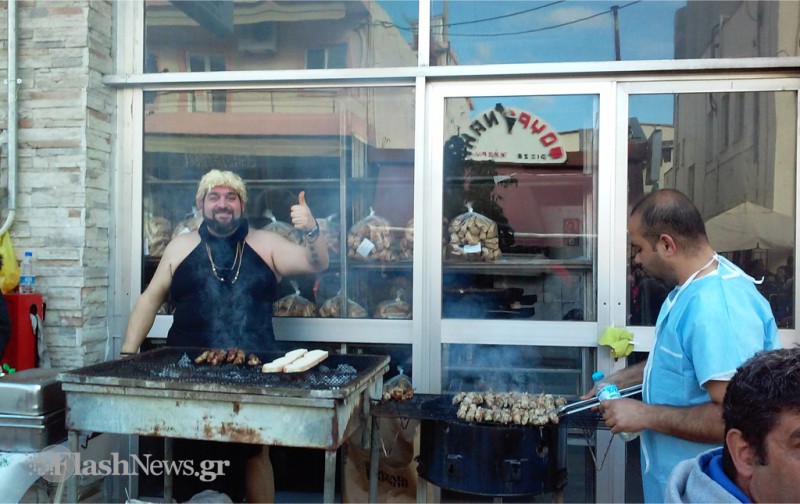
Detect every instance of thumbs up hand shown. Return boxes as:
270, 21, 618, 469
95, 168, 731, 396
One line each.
291, 191, 317, 233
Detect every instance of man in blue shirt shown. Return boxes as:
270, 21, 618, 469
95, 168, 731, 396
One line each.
665, 347, 800, 503
594, 189, 779, 502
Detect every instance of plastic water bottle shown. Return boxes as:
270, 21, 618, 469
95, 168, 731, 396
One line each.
592, 371, 639, 442
19, 251, 35, 294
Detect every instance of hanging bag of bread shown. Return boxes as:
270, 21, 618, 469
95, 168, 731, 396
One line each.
263, 209, 305, 245
347, 207, 395, 261
144, 215, 171, 257
172, 207, 203, 239
273, 280, 317, 318
322, 213, 340, 258
447, 202, 501, 261
319, 291, 368, 318
398, 218, 414, 260
374, 289, 412, 319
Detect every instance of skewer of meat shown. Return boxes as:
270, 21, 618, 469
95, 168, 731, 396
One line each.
226, 348, 238, 363
210, 349, 227, 366
233, 349, 246, 365
194, 350, 212, 364
247, 354, 261, 366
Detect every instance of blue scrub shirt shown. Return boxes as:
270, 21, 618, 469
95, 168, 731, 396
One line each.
641, 255, 779, 502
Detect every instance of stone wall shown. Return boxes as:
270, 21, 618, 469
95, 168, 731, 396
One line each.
0, 1, 114, 367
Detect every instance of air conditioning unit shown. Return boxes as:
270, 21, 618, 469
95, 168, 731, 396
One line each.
238, 22, 277, 55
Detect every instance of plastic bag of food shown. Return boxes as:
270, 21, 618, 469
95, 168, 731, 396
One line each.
347, 208, 395, 261
273, 281, 317, 317
172, 208, 203, 239
374, 289, 412, 319
322, 213, 340, 257
398, 218, 414, 260
263, 209, 304, 246
447, 203, 501, 261
318, 292, 367, 318
144, 212, 171, 257
382, 366, 414, 402
0, 231, 20, 294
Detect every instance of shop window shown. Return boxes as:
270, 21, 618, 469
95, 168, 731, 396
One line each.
431, 1, 800, 66
441, 95, 599, 323
629, 91, 796, 329
144, 1, 418, 72
141, 87, 416, 322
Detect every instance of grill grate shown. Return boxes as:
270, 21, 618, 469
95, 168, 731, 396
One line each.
67, 347, 387, 395
372, 393, 605, 430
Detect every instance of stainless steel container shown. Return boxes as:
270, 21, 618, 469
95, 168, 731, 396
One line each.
0, 409, 67, 451
0, 368, 66, 415
0, 368, 68, 452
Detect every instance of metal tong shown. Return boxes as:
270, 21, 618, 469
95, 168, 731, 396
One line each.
555, 383, 643, 417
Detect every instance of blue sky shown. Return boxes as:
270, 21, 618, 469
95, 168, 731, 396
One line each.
377, 1, 682, 130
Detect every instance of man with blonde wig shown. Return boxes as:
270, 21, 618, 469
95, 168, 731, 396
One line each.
123, 169, 328, 502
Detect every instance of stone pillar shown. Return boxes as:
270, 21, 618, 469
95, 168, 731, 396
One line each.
1, 1, 114, 367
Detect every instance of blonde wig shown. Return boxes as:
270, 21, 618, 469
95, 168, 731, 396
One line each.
195, 169, 248, 209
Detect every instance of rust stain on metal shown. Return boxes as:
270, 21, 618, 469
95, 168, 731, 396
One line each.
232, 401, 240, 414
202, 422, 265, 444
220, 423, 264, 444
331, 409, 339, 445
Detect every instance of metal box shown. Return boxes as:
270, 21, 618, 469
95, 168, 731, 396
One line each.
0, 409, 66, 451
0, 368, 66, 415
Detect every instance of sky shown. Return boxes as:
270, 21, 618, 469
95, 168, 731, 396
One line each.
377, 0, 684, 131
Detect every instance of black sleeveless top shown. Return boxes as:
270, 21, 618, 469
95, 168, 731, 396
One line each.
167, 221, 279, 351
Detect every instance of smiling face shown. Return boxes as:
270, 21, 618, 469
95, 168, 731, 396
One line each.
202, 186, 244, 236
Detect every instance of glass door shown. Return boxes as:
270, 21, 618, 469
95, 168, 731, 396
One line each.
422, 81, 615, 503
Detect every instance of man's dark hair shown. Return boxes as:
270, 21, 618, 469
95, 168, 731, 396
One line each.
630, 189, 707, 251
721, 347, 800, 474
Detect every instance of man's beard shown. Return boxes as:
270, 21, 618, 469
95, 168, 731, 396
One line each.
204, 211, 243, 236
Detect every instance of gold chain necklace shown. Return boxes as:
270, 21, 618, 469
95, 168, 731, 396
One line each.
205, 241, 243, 284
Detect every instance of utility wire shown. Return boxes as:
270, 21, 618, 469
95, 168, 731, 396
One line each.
447, 1, 641, 37
445, 1, 565, 27
376, 1, 641, 38
373, 1, 564, 32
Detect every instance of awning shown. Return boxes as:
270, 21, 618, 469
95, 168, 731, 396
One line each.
704, 201, 795, 252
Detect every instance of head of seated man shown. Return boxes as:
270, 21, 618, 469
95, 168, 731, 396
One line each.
666, 347, 800, 503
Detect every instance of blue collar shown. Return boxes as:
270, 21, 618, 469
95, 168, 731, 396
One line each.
704, 450, 752, 503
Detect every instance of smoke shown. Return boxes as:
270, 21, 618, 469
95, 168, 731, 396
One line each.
444, 344, 578, 397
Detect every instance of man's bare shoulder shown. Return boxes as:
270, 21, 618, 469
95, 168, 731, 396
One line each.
163, 232, 201, 264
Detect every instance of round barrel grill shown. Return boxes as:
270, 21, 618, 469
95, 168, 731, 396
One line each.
415, 395, 568, 497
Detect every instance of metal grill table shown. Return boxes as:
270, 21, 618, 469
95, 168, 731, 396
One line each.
60, 347, 389, 502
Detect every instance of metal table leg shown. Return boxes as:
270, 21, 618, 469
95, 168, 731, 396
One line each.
127, 434, 140, 500
67, 431, 79, 503
368, 418, 380, 502
324, 449, 337, 503
164, 438, 173, 503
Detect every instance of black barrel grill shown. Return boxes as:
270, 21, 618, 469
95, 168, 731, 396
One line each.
371, 393, 604, 499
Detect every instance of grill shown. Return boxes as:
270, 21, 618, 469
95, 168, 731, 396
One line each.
369, 394, 604, 500
60, 347, 390, 503
65, 347, 377, 396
